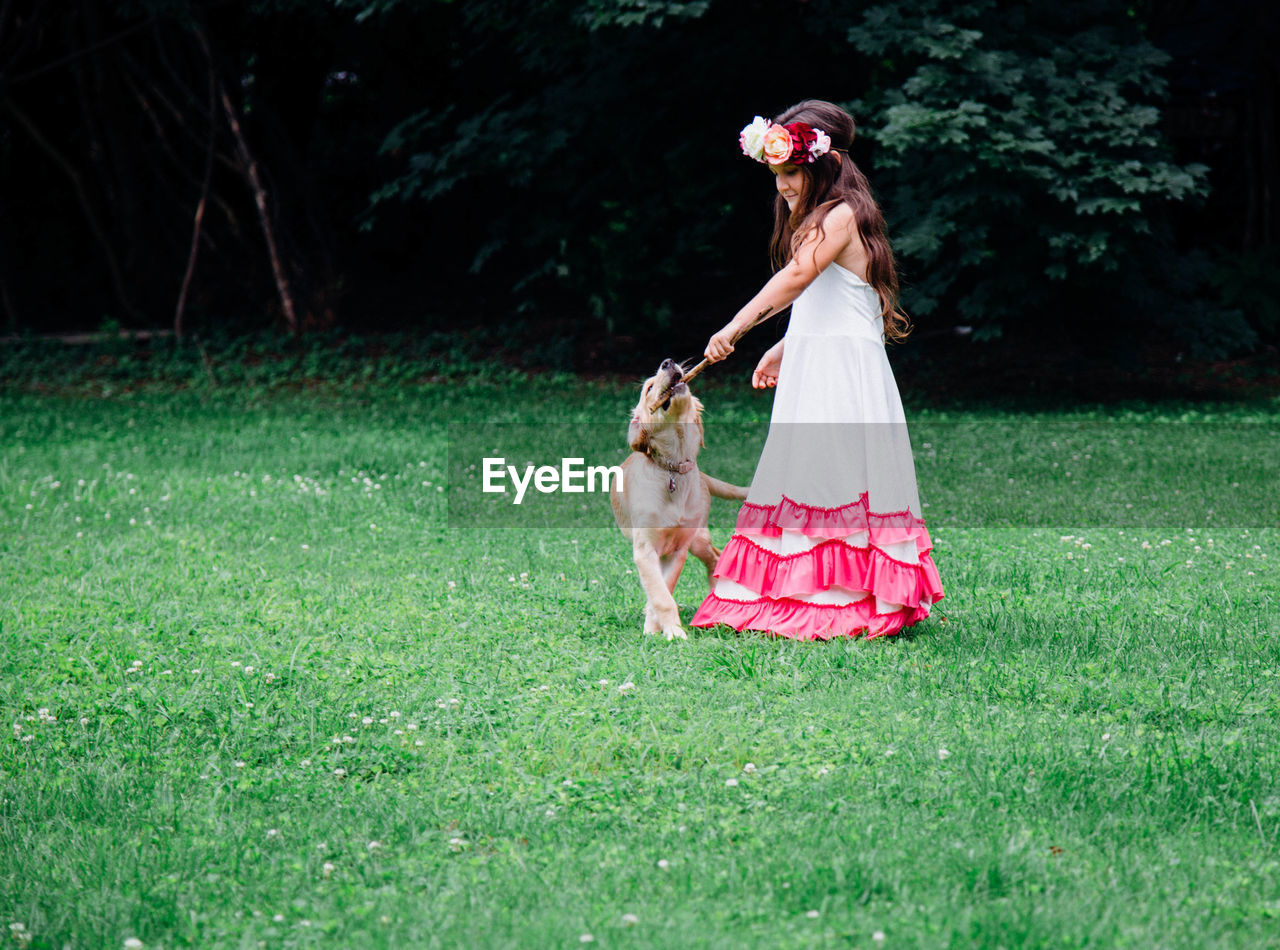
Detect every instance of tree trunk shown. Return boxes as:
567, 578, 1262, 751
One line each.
174, 55, 217, 341
193, 24, 301, 334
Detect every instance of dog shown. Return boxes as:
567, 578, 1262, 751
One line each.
610, 359, 748, 640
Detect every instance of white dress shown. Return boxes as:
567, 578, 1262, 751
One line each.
691, 262, 943, 639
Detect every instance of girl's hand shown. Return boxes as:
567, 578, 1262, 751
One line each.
752, 341, 784, 389
705, 325, 737, 363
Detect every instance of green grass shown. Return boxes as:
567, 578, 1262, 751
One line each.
2, 375, 1278, 948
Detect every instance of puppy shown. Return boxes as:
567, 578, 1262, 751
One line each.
610, 359, 748, 640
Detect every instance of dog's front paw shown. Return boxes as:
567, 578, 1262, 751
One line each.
663, 625, 688, 641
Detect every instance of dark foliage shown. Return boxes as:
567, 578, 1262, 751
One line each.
0, 0, 1274, 367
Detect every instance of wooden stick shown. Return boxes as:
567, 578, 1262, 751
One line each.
647, 306, 773, 412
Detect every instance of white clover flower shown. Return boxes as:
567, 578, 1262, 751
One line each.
333, 767, 347, 777
367, 840, 381, 851
806, 910, 820, 919
617, 682, 635, 694
266, 828, 280, 837
724, 777, 738, 787
621, 913, 639, 925
272, 914, 284, 923
362, 716, 374, 726
322, 862, 335, 877
657, 859, 670, 869
873, 931, 886, 942
742, 762, 757, 774
124, 940, 144, 949
579, 935, 594, 944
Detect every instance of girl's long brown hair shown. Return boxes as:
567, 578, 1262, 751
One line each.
768, 100, 911, 343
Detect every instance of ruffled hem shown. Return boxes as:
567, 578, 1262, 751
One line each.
715, 534, 944, 606
736, 493, 932, 550
690, 593, 930, 640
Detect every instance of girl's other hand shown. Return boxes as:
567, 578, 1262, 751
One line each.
752, 341, 784, 389
705, 326, 736, 363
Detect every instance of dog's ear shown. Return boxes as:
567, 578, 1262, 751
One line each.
628, 414, 649, 453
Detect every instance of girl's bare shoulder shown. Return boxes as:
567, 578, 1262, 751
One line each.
826, 199, 857, 231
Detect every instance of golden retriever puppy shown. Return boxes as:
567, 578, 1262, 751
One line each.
610, 359, 748, 640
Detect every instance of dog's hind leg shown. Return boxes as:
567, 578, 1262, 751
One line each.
660, 550, 689, 594
632, 541, 687, 641
690, 528, 720, 587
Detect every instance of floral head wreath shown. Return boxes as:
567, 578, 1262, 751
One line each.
739, 116, 832, 166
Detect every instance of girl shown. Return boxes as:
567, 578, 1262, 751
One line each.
690, 100, 943, 640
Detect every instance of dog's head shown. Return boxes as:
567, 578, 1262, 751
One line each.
629, 358, 704, 454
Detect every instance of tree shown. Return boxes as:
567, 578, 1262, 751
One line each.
847, 0, 1254, 356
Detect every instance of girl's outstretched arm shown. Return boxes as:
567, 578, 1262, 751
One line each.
705, 203, 855, 362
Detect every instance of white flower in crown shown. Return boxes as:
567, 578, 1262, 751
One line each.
739, 116, 771, 162
810, 129, 832, 158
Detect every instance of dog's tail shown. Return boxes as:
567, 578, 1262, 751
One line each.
701, 472, 749, 500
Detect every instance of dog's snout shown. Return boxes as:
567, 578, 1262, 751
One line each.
659, 358, 676, 372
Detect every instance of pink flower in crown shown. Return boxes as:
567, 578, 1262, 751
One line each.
761, 124, 796, 165
810, 129, 832, 158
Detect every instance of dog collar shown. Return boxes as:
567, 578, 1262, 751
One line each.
645, 448, 694, 476
644, 447, 694, 493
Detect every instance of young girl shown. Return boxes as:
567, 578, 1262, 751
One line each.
690, 99, 944, 640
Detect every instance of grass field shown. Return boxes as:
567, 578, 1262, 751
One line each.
2, 366, 1279, 948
